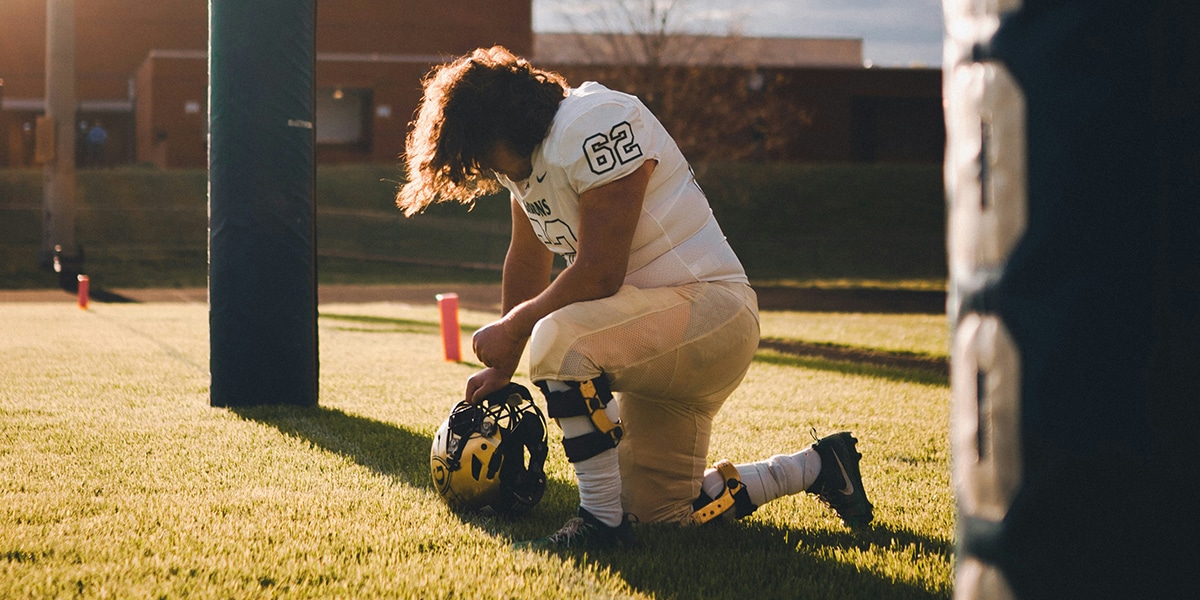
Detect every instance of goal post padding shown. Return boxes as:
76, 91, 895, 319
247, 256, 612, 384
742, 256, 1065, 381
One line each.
946, 0, 1199, 597
208, 0, 318, 407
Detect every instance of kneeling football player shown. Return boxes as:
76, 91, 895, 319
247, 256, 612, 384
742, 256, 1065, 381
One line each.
397, 46, 873, 548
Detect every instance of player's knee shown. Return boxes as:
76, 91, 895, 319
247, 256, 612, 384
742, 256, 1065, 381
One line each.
691, 460, 758, 525
537, 377, 623, 463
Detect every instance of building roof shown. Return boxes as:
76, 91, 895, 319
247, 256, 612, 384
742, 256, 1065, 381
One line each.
533, 33, 864, 68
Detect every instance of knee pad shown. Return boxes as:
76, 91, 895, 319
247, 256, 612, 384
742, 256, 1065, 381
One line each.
691, 460, 758, 525
537, 377, 624, 463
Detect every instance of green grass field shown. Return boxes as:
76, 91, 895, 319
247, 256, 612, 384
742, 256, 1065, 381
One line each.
1, 300, 952, 598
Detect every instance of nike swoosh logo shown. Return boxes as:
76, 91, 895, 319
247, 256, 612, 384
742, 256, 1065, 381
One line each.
832, 453, 855, 495
536, 172, 546, 183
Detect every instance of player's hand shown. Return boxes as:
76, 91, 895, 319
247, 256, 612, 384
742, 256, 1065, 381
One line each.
464, 368, 512, 404
471, 319, 525, 376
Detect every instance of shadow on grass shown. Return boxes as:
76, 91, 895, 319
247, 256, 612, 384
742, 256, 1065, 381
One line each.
231, 405, 950, 599
627, 523, 951, 599
37, 280, 140, 303
516, 508, 953, 600
227, 403, 574, 516
230, 404, 435, 489
90, 288, 138, 303
759, 337, 948, 377
318, 314, 948, 389
319, 312, 479, 335
754, 349, 948, 387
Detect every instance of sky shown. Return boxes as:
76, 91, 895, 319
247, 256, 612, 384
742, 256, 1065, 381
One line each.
532, 0, 945, 68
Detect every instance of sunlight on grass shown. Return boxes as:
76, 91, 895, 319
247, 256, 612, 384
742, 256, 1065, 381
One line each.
1, 302, 952, 598
759, 311, 949, 357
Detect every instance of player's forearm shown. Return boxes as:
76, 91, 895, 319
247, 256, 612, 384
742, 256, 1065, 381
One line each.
501, 250, 552, 316
502, 196, 555, 316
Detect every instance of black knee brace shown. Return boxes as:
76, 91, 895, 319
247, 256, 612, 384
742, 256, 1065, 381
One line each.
537, 377, 623, 463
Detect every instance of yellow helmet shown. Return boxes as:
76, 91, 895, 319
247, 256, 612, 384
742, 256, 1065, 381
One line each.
430, 383, 548, 516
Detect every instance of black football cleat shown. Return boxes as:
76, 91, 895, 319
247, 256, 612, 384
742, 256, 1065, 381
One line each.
809, 431, 874, 527
513, 507, 637, 550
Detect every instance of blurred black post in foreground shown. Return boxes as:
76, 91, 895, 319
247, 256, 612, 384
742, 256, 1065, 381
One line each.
946, 1, 1199, 598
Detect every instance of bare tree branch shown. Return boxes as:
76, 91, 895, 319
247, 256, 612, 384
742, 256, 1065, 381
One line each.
543, 0, 811, 163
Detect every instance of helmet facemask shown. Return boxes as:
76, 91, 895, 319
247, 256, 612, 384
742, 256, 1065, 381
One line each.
431, 383, 548, 516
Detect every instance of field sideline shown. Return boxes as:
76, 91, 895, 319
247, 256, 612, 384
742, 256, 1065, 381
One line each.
1, 294, 952, 598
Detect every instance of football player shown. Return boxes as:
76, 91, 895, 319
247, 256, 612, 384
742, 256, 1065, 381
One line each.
397, 46, 873, 548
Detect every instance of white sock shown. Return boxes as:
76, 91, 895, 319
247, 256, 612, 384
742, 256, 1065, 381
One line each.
702, 448, 821, 509
571, 446, 623, 526
546, 380, 624, 527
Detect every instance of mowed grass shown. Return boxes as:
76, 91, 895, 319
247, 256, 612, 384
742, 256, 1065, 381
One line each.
1, 300, 952, 599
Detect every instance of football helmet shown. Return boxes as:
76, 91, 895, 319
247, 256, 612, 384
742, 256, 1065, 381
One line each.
430, 383, 549, 516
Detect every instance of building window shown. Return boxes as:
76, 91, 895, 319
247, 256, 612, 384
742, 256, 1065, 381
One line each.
316, 87, 371, 145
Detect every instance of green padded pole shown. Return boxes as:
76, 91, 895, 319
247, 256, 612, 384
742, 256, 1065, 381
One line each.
208, 0, 318, 407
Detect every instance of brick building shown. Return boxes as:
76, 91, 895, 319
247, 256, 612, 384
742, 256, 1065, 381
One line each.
0, 1, 941, 169
0, 0, 531, 168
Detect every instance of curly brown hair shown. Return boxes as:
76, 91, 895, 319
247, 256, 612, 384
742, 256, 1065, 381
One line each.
396, 46, 568, 216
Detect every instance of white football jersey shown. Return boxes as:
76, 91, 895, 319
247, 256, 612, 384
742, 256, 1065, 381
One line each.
499, 82, 747, 288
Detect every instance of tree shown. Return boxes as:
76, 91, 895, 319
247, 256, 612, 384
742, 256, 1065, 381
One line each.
543, 0, 810, 162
